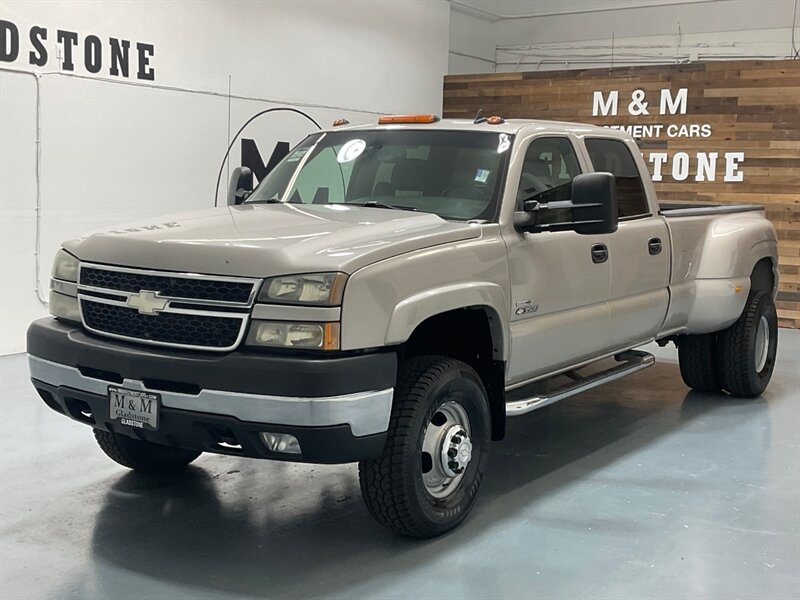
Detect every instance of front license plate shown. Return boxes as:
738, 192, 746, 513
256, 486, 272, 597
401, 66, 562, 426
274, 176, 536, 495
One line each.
108, 386, 160, 431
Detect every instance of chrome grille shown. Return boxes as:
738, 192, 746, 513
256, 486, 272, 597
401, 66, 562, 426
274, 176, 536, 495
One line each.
79, 266, 255, 305
82, 300, 243, 349
77, 263, 260, 352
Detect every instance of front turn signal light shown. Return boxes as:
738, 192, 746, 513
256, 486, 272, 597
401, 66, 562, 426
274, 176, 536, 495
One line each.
247, 321, 340, 350
49, 291, 81, 323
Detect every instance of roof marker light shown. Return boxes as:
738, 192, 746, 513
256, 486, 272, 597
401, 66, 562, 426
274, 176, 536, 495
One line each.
487, 115, 505, 125
332, 118, 350, 127
378, 114, 439, 125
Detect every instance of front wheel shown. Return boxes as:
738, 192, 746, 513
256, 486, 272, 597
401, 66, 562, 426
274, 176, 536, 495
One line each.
358, 356, 491, 538
716, 291, 778, 398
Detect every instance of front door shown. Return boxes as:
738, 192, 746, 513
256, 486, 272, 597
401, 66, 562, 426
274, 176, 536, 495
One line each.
504, 136, 612, 386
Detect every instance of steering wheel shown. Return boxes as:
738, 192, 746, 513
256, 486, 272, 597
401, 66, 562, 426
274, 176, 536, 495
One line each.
442, 184, 486, 200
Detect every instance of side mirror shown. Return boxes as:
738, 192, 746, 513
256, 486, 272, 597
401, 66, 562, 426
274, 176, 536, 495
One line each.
513, 172, 618, 235
570, 172, 618, 235
227, 166, 253, 206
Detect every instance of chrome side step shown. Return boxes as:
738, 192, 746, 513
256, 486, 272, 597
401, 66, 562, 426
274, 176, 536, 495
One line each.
505, 350, 655, 417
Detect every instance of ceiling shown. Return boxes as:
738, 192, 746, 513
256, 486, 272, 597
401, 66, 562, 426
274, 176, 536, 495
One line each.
451, 0, 731, 19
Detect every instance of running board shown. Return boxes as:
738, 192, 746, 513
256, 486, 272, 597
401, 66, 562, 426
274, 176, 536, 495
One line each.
505, 350, 655, 417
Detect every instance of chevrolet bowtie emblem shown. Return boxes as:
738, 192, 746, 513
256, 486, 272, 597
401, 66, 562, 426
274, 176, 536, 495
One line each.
127, 290, 169, 315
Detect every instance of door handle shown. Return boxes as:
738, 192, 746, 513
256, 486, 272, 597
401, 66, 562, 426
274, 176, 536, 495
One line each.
591, 243, 608, 264
648, 237, 663, 255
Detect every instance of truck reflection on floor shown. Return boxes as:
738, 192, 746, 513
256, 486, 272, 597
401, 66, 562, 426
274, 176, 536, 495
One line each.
87, 366, 771, 597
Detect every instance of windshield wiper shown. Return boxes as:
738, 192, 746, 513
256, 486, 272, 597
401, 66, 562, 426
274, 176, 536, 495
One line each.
246, 196, 283, 204
352, 200, 418, 212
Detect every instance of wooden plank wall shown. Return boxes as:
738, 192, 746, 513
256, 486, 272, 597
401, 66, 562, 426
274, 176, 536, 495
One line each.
443, 60, 800, 328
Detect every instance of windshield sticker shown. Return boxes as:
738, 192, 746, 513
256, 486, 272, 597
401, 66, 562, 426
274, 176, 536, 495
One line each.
497, 133, 511, 153
474, 168, 491, 183
337, 139, 367, 163
286, 147, 310, 162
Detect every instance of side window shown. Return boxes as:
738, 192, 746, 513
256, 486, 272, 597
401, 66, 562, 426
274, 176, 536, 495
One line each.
584, 138, 650, 219
517, 136, 582, 223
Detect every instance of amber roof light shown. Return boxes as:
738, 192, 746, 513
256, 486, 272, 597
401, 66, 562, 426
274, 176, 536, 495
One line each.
378, 114, 440, 125
332, 118, 350, 127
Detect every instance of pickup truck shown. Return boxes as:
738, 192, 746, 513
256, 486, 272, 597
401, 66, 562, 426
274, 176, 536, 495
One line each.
27, 115, 779, 538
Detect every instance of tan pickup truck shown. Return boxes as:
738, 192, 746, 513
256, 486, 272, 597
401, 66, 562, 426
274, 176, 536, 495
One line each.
28, 115, 779, 537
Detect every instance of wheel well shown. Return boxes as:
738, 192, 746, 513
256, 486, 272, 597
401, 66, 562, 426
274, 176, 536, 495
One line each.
751, 257, 776, 295
400, 308, 506, 441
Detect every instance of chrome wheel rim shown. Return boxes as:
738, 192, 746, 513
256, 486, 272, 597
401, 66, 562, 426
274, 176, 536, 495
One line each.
754, 314, 770, 373
421, 401, 472, 499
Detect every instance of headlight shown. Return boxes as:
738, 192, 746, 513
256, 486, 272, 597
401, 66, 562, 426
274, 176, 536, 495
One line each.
51, 249, 80, 282
49, 291, 81, 323
247, 320, 340, 350
258, 273, 346, 306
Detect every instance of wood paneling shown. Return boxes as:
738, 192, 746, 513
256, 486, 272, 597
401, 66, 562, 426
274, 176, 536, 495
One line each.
444, 60, 800, 328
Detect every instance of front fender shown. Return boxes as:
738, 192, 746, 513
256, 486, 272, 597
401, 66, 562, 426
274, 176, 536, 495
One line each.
385, 282, 509, 360
338, 227, 511, 356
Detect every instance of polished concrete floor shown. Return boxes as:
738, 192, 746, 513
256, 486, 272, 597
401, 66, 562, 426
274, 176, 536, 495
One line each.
1, 332, 798, 599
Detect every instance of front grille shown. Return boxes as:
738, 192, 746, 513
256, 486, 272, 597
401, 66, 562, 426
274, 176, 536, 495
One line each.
80, 266, 255, 304
76, 263, 259, 351
81, 300, 243, 349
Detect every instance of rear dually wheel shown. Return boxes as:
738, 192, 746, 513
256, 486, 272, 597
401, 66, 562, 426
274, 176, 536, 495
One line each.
716, 291, 778, 397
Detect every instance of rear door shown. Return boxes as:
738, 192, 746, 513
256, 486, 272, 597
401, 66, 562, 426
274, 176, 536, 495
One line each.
584, 137, 670, 348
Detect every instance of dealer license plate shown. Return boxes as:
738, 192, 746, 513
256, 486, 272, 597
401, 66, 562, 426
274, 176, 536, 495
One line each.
108, 386, 160, 430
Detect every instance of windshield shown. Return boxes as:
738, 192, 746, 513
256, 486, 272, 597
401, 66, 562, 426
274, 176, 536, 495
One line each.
246, 129, 513, 221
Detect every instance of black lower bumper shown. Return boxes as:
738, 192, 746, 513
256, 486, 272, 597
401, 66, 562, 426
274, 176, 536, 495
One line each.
32, 379, 386, 463
27, 318, 396, 464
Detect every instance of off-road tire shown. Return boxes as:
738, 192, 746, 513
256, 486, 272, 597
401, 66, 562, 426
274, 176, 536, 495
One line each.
678, 333, 721, 393
94, 429, 201, 472
358, 356, 490, 538
716, 291, 778, 398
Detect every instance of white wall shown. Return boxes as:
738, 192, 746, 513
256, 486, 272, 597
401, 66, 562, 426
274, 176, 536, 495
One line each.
0, 0, 450, 355
448, 0, 799, 73
448, 8, 495, 74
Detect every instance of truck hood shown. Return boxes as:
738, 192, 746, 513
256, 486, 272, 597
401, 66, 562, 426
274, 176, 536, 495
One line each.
64, 203, 483, 277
